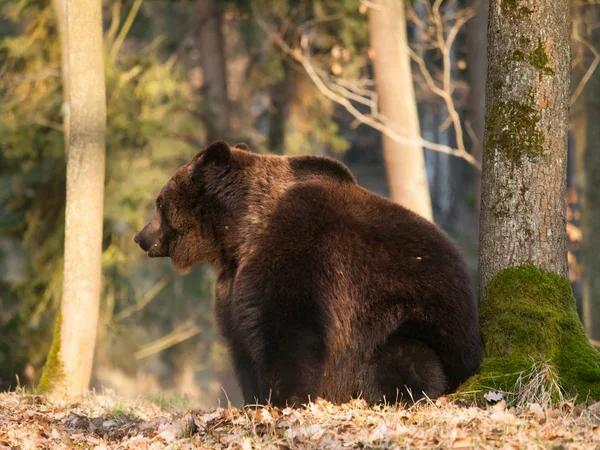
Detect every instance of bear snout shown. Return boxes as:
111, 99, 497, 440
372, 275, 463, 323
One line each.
134, 226, 168, 258
134, 231, 151, 252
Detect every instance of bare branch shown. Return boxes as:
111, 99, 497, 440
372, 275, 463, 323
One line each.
114, 276, 171, 322
134, 319, 201, 360
571, 35, 600, 106
251, 1, 481, 170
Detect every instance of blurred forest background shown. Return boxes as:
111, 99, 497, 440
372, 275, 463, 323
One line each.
0, 0, 598, 408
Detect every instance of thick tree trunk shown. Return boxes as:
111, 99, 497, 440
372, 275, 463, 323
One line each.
470, 0, 600, 401
40, 0, 106, 400
368, 0, 433, 221
479, 0, 570, 294
197, 0, 229, 140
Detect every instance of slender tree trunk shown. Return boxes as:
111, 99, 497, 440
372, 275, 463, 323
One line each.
466, 0, 488, 221
470, 0, 600, 400
580, 11, 600, 342
197, 0, 229, 140
369, 0, 433, 221
268, 62, 294, 154
571, 94, 586, 316
40, 0, 106, 400
51, 0, 69, 146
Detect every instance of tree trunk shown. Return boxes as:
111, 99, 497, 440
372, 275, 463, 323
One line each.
479, 0, 570, 292
51, 0, 69, 146
466, 0, 488, 221
197, 0, 229, 140
267, 62, 294, 155
39, 0, 106, 400
580, 14, 600, 343
472, 0, 600, 400
368, 0, 433, 221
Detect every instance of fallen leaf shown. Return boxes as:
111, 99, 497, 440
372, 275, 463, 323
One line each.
527, 403, 545, 421
453, 437, 473, 448
490, 410, 515, 424
592, 425, 600, 442
484, 391, 504, 403
492, 400, 506, 411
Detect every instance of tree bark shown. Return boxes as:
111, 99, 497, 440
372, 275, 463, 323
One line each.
478, 0, 570, 295
369, 0, 433, 221
469, 0, 600, 401
40, 0, 106, 400
197, 0, 230, 140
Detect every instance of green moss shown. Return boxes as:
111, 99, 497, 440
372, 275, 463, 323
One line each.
38, 312, 64, 393
485, 92, 544, 167
500, 0, 533, 19
458, 266, 600, 403
528, 39, 554, 75
491, 81, 504, 92
512, 49, 525, 61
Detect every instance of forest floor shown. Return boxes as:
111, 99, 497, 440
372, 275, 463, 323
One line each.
1, 391, 600, 449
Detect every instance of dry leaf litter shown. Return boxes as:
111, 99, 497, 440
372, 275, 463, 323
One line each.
1, 392, 600, 449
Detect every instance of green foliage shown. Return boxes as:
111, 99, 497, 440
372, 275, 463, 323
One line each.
247, 0, 365, 155
0, 0, 209, 390
459, 266, 600, 403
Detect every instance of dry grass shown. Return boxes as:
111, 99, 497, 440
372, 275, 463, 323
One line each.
1, 389, 600, 449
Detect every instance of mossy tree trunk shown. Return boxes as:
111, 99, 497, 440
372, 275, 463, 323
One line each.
475, 0, 600, 401
368, 0, 433, 221
40, 0, 106, 400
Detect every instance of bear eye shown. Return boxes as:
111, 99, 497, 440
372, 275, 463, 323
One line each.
156, 198, 163, 211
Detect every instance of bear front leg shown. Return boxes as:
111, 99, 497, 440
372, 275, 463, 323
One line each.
230, 347, 271, 406
262, 326, 326, 407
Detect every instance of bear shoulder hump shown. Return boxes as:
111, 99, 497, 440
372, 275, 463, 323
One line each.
289, 155, 356, 184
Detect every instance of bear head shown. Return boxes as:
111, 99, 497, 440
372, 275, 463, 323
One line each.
134, 140, 356, 272
134, 140, 252, 272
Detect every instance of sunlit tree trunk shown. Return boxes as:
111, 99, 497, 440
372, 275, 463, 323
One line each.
197, 0, 229, 140
51, 0, 69, 145
368, 0, 433, 221
40, 0, 106, 400
471, 0, 600, 399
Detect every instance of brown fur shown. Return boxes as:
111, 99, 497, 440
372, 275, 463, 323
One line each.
135, 141, 483, 407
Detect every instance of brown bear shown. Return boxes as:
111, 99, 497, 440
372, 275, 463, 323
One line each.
134, 141, 483, 407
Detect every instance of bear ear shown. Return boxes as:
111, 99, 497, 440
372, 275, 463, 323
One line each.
234, 142, 251, 152
200, 140, 231, 166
